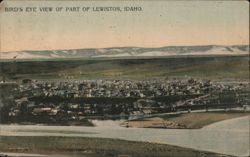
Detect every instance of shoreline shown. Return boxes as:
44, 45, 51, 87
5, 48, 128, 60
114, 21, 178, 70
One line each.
0, 136, 232, 157
1, 111, 249, 129
122, 111, 250, 129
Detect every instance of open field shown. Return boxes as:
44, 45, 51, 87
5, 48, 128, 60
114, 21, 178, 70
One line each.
0, 136, 231, 157
0, 55, 249, 80
125, 111, 250, 129
163, 111, 250, 129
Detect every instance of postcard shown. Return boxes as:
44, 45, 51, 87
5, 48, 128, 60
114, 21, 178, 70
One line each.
0, 0, 249, 157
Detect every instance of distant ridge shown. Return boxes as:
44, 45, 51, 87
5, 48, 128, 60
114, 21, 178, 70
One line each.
1, 45, 249, 60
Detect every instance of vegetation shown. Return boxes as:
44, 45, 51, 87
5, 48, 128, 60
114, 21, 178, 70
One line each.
0, 55, 248, 80
162, 111, 250, 129
124, 111, 249, 129
0, 136, 230, 157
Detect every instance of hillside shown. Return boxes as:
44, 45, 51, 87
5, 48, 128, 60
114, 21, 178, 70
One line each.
0, 55, 248, 80
1, 45, 249, 60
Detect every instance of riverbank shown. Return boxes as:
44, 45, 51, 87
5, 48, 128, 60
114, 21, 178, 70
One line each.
0, 136, 231, 157
123, 111, 250, 129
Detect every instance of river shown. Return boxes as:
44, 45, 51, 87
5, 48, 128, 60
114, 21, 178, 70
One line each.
0, 116, 249, 157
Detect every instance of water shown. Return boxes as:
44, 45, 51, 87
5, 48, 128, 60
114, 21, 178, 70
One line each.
0, 116, 249, 157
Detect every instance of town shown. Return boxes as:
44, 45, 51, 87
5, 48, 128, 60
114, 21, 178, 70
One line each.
0, 78, 249, 125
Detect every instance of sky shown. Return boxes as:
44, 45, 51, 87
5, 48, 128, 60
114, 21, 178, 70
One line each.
0, 0, 249, 52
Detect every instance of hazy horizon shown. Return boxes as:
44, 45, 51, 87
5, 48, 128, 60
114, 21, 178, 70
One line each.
1, 44, 249, 53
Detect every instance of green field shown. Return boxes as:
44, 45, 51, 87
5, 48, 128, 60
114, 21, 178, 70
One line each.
124, 111, 250, 129
162, 111, 250, 129
0, 55, 249, 80
0, 136, 231, 157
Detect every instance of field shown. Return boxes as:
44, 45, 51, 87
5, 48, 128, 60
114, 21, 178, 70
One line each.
163, 111, 250, 129
0, 55, 249, 80
125, 111, 250, 129
0, 136, 231, 157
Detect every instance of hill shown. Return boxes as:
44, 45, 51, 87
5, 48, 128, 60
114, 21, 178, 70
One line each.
1, 45, 249, 60
0, 55, 248, 80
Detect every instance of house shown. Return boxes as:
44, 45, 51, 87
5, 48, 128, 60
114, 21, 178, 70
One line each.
142, 109, 152, 115
32, 107, 52, 115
